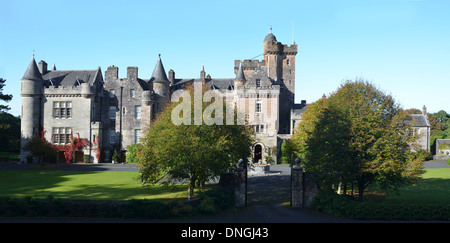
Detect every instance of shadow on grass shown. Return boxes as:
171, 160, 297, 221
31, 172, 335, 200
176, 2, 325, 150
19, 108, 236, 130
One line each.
387, 177, 450, 204
0, 170, 188, 201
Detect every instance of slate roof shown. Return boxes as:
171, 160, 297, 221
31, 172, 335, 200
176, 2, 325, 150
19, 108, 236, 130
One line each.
170, 78, 235, 91
42, 68, 101, 87
292, 103, 308, 116
437, 139, 450, 144
264, 32, 277, 42
22, 57, 43, 81
410, 114, 430, 127
150, 55, 169, 83
235, 62, 245, 81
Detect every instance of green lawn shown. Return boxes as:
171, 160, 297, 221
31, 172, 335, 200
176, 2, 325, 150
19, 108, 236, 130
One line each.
385, 168, 450, 204
0, 170, 188, 201
1, 168, 449, 204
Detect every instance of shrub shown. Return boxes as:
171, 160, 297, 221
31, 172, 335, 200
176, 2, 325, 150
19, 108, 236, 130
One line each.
196, 187, 235, 214
120, 199, 170, 219
83, 154, 90, 163
126, 144, 143, 164
310, 190, 450, 221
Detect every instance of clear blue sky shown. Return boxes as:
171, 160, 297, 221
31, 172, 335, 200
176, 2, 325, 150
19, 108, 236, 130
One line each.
1, 0, 449, 117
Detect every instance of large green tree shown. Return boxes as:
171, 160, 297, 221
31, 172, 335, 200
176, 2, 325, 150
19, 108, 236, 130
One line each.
430, 110, 450, 143
0, 112, 21, 152
0, 78, 13, 111
138, 83, 253, 199
292, 80, 426, 200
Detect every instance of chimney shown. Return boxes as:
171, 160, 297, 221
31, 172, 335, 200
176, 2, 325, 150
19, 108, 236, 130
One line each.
38, 60, 48, 75
200, 65, 206, 82
422, 105, 427, 116
169, 69, 175, 85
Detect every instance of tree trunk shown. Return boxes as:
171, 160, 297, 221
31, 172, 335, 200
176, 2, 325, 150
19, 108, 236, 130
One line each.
188, 174, 197, 200
358, 186, 365, 202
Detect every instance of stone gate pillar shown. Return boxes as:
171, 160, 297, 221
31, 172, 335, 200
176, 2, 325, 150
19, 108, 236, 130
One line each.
291, 165, 304, 208
291, 163, 320, 208
234, 166, 247, 208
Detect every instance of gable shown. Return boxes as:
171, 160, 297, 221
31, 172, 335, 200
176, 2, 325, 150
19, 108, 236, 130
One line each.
245, 66, 272, 88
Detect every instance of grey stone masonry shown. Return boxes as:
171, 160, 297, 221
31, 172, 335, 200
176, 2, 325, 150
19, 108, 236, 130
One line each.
291, 166, 320, 208
234, 167, 247, 208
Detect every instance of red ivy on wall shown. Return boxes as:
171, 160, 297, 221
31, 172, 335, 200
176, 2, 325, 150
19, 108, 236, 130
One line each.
53, 132, 89, 164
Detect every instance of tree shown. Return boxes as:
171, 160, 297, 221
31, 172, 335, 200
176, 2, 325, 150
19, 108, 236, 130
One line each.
0, 78, 13, 111
430, 110, 450, 145
292, 79, 426, 200
0, 112, 20, 152
23, 131, 57, 163
138, 83, 253, 199
280, 139, 295, 164
291, 96, 353, 190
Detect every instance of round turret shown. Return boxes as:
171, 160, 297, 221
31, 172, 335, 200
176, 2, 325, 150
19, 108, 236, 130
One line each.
20, 56, 44, 163
264, 32, 277, 42
234, 62, 246, 87
150, 55, 170, 97
81, 83, 93, 98
21, 56, 44, 97
141, 90, 154, 106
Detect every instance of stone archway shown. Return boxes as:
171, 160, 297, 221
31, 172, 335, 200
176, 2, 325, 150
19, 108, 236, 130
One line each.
254, 144, 262, 163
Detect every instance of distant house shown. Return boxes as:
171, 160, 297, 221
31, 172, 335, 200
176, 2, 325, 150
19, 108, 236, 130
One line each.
434, 139, 450, 160
410, 106, 431, 153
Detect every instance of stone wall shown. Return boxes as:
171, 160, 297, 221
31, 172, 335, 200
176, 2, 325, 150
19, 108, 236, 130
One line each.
291, 166, 320, 208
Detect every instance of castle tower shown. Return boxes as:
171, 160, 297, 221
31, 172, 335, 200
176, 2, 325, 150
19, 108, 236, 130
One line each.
150, 54, 169, 96
150, 54, 170, 111
234, 62, 246, 87
263, 28, 298, 134
20, 56, 44, 162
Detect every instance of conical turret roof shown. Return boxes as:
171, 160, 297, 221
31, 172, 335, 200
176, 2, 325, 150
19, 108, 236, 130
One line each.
22, 56, 43, 80
235, 62, 245, 81
151, 54, 169, 83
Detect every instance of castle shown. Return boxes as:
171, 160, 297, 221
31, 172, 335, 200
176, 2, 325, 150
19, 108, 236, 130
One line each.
20, 30, 307, 164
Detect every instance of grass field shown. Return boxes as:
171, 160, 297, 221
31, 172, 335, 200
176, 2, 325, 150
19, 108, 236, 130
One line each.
385, 168, 450, 204
0, 170, 188, 201
0, 168, 449, 204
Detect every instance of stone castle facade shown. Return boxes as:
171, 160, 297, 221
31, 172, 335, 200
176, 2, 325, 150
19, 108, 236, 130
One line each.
20, 30, 307, 164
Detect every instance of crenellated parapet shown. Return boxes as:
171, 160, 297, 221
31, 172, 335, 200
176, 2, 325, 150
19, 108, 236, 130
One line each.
44, 83, 93, 98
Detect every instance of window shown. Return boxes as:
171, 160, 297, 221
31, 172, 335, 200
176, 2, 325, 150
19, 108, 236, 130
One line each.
256, 79, 261, 87
130, 89, 136, 98
287, 59, 290, 66
52, 127, 72, 144
109, 106, 116, 120
135, 129, 142, 144
135, 105, 141, 119
110, 89, 115, 98
53, 101, 72, 118
110, 130, 116, 144
255, 100, 262, 113
254, 124, 264, 134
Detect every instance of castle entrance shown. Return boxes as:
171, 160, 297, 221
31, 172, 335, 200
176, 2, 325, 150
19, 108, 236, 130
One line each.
254, 144, 262, 163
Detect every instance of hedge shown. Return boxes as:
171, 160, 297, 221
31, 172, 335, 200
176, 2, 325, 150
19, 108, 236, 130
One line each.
0, 188, 234, 219
310, 190, 450, 221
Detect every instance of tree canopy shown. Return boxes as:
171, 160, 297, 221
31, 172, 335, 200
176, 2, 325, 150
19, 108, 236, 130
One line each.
137, 83, 253, 199
0, 78, 13, 112
291, 79, 426, 200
